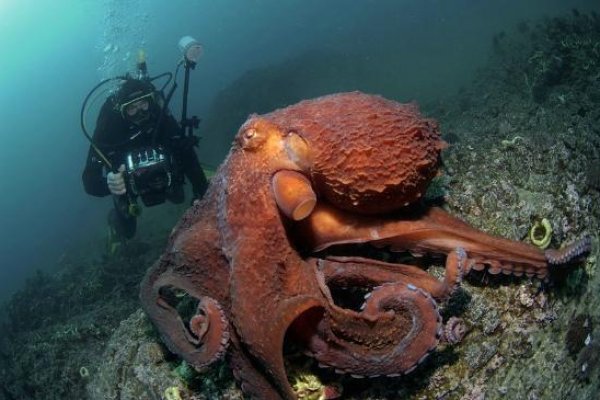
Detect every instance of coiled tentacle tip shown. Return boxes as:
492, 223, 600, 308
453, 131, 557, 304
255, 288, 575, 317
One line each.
545, 235, 592, 265
443, 317, 468, 345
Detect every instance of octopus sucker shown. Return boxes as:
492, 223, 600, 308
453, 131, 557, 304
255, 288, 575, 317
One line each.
488, 266, 502, 275
537, 271, 548, 279
471, 262, 486, 271
419, 350, 434, 365
404, 365, 418, 375
510, 263, 524, 274
140, 92, 590, 399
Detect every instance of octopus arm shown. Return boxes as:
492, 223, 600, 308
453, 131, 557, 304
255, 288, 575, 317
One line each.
294, 249, 465, 377
230, 288, 323, 400
227, 334, 285, 400
545, 235, 592, 265
305, 281, 442, 377
139, 252, 230, 370
299, 204, 581, 279
315, 247, 464, 301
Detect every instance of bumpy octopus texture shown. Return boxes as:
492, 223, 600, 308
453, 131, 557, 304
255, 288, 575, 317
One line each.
140, 92, 591, 400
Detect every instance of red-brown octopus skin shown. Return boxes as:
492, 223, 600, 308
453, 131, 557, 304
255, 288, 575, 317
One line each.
140, 92, 590, 400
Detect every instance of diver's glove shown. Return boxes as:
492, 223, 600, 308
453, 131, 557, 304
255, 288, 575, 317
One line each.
107, 164, 127, 195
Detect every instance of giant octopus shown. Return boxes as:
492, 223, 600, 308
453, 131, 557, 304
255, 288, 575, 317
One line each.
140, 92, 590, 399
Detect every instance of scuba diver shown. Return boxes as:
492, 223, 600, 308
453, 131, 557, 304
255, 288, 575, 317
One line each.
81, 39, 208, 252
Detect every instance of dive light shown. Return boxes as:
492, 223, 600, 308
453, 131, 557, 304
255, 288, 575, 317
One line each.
178, 36, 203, 65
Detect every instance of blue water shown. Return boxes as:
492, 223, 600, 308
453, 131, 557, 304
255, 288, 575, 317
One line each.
1, 0, 598, 305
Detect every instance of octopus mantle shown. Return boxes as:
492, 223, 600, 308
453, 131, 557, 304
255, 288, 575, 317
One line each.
140, 92, 590, 399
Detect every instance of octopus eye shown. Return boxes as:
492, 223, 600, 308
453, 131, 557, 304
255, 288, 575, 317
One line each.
239, 127, 266, 151
244, 128, 256, 140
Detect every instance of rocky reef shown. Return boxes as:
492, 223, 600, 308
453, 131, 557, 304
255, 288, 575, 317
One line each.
419, 9, 600, 399
0, 218, 185, 399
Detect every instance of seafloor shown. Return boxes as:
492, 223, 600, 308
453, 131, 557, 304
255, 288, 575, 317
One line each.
1, 10, 600, 400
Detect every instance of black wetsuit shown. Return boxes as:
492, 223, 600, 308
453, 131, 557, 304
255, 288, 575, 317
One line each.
82, 92, 208, 240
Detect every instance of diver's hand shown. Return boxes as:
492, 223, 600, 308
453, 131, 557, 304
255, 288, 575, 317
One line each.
107, 165, 127, 195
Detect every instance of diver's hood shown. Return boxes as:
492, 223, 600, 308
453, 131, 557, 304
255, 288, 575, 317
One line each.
117, 78, 155, 104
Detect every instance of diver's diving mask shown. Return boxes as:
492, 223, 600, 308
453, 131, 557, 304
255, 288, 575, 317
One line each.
119, 92, 154, 125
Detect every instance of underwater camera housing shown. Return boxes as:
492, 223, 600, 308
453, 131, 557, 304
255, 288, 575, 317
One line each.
125, 146, 174, 207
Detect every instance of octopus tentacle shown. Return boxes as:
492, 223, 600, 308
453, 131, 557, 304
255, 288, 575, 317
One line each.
437, 247, 465, 298
231, 291, 323, 400
545, 236, 592, 265
228, 335, 284, 400
316, 247, 466, 301
140, 253, 230, 370
188, 298, 230, 356
306, 282, 442, 377
298, 204, 581, 279
443, 316, 468, 345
